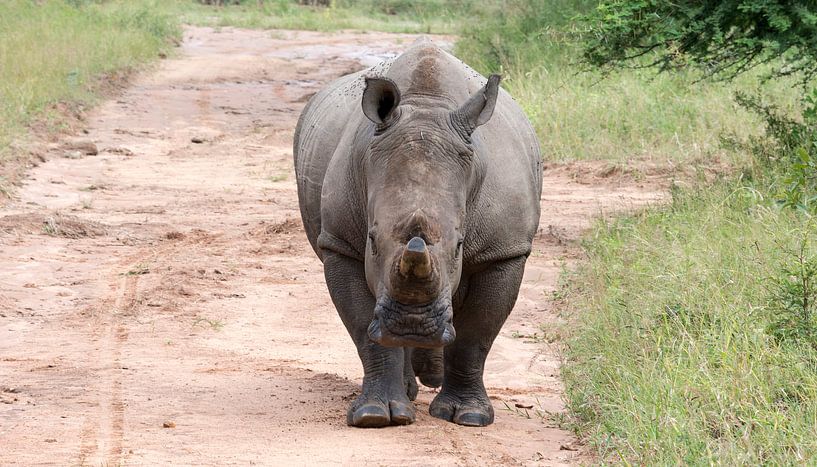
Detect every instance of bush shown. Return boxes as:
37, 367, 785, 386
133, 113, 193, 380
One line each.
582, 1, 817, 85
728, 88, 817, 214
767, 234, 817, 350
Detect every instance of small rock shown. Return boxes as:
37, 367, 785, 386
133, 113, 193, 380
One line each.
106, 147, 135, 157
162, 421, 176, 428
191, 137, 205, 144
45, 438, 57, 443
63, 139, 98, 155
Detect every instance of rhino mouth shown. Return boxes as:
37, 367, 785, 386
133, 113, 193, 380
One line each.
367, 293, 455, 349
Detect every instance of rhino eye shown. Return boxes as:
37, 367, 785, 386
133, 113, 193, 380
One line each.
455, 239, 464, 257
368, 232, 378, 256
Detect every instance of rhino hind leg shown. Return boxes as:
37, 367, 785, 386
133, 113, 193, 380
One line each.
411, 347, 443, 389
403, 348, 419, 401
430, 256, 527, 427
323, 252, 416, 428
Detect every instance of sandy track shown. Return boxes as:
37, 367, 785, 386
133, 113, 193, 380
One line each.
0, 27, 665, 465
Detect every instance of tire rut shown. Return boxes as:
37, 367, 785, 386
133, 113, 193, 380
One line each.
77, 274, 135, 465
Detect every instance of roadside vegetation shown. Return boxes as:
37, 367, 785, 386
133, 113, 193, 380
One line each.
0, 0, 180, 194
563, 182, 817, 463
454, 0, 801, 165
177, 0, 480, 34
454, 1, 817, 464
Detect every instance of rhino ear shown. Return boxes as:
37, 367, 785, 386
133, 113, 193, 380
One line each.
362, 77, 401, 125
455, 74, 501, 134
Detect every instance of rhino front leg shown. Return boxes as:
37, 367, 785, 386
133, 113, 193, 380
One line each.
323, 252, 416, 427
430, 256, 527, 427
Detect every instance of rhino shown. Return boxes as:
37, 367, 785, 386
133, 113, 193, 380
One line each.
293, 40, 542, 428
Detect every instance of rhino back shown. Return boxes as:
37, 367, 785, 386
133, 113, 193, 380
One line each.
465, 93, 543, 266
295, 44, 542, 265
294, 70, 369, 257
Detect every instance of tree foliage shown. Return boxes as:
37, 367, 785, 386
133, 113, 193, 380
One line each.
582, 1, 817, 83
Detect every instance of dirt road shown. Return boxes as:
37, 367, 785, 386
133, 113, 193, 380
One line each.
0, 27, 665, 465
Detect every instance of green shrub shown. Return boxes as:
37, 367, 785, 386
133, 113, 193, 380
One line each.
767, 234, 817, 350
581, 1, 817, 85
728, 88, 817, 214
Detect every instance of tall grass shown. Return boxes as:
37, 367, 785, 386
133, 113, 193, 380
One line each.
454, 0, 800, 164
0, 0, 179, 154
561, 183, 817, 464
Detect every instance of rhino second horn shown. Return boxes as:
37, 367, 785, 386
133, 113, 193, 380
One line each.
399, 237, 432, 279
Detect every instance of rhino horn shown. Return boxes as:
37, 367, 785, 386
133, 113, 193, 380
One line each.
399, 237, 432, 279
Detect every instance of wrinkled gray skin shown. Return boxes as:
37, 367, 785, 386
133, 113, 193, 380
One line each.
293, 41, 542, 428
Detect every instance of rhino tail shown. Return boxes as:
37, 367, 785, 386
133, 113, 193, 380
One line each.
411, 347, 443, 388
411, 36, 433, 46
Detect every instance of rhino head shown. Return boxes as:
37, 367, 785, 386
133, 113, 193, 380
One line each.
360, 73, 501, 349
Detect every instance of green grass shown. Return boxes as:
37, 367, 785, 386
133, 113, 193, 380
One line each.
560, 182, 817, 464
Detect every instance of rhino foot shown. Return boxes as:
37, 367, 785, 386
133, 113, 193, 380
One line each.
347, 394, 416, 428
429, 390, 494, 427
